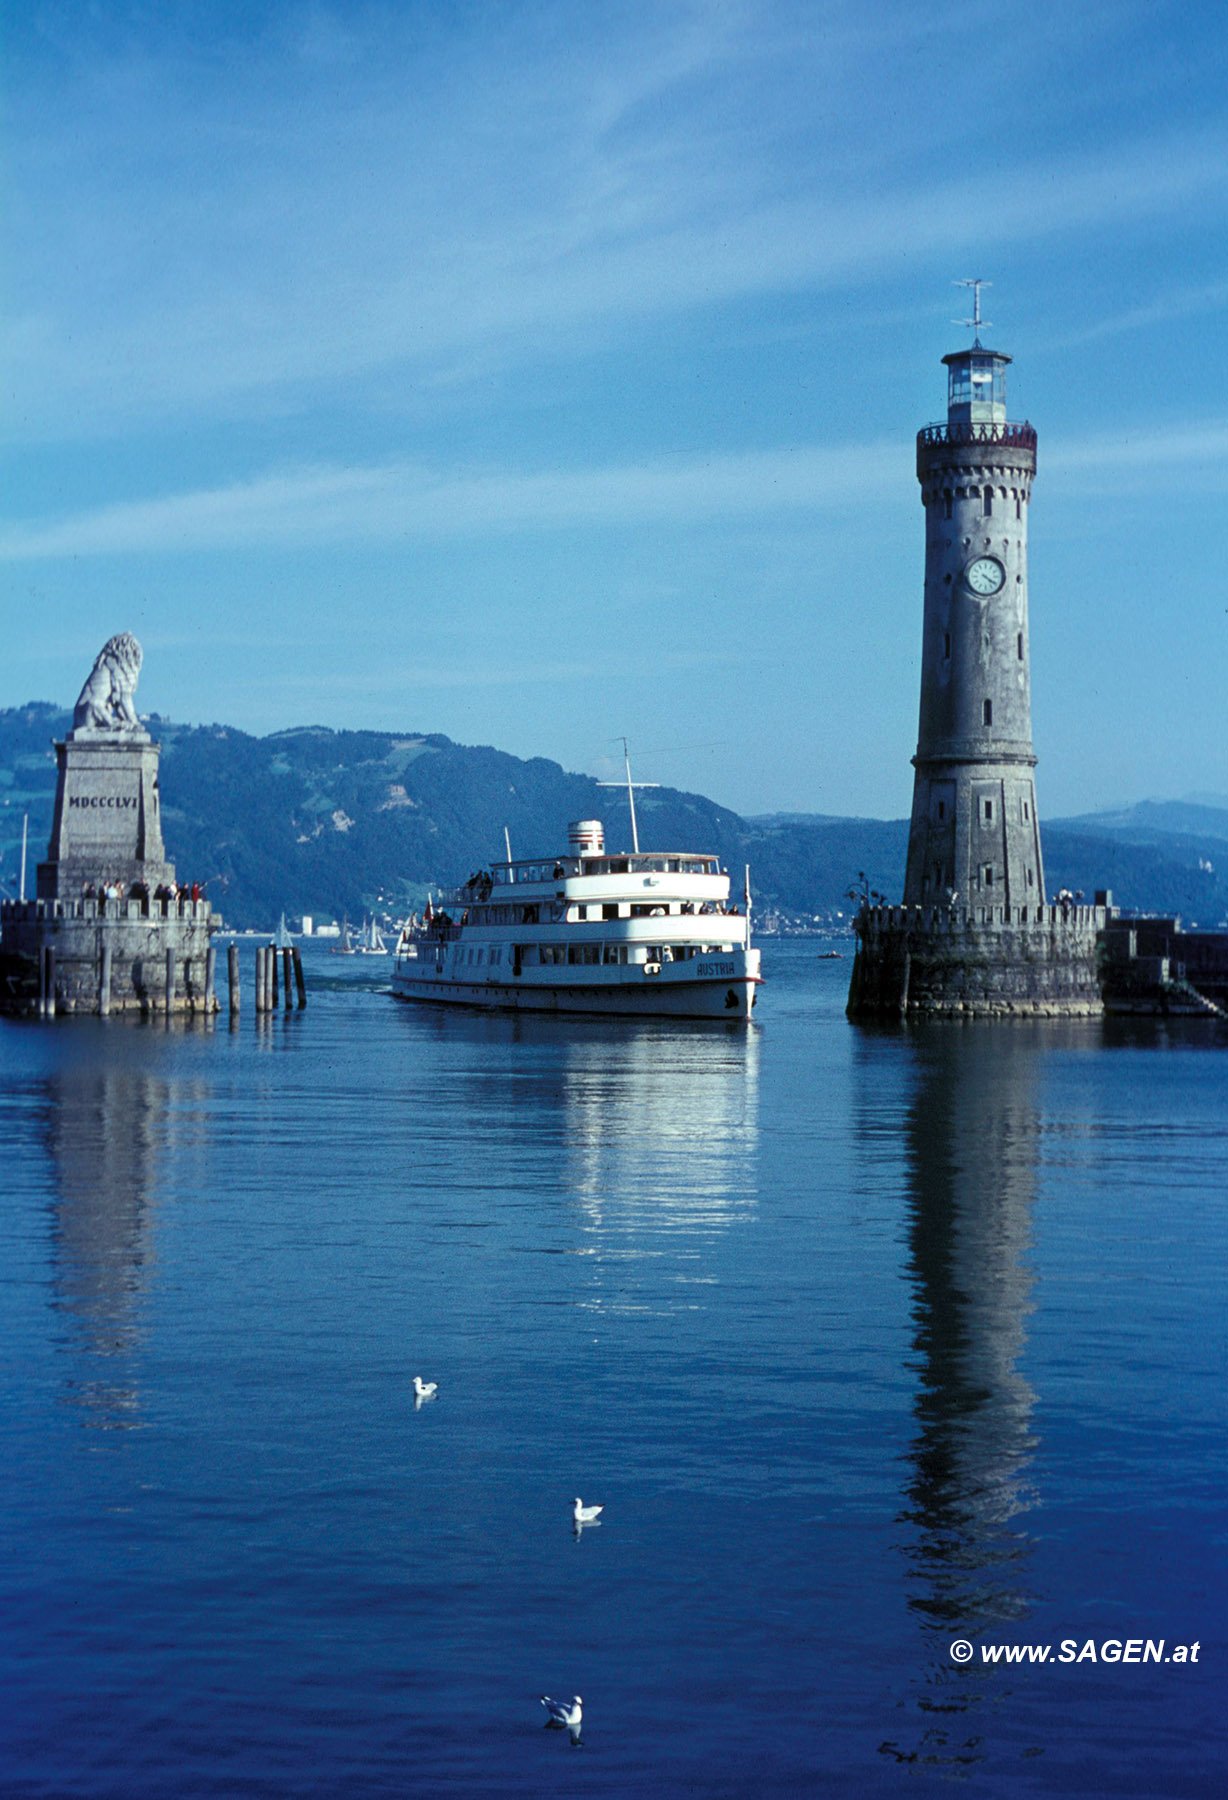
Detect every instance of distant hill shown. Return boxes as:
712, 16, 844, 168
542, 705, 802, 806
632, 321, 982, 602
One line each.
1057, 798, 1228, 848
2, 703, 1226, 929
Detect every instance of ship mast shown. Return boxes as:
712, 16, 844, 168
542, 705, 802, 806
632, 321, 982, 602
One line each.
598, 738, 658, 854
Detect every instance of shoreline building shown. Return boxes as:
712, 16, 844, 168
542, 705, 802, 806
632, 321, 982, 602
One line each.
0, 634, 218, 1016
848, 298, 1104, 1017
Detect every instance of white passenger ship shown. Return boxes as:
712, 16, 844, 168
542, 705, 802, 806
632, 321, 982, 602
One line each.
391, 819, 761, 1020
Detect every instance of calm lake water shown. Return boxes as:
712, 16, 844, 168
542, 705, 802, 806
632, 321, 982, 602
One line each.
1, 943, 1225, 1797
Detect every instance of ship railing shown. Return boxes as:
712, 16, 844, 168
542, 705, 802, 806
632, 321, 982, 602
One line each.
398, 921, 464, 949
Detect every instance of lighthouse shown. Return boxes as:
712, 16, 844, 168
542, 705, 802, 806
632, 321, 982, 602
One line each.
847, 286, 1105, 1018
905, 289, 1044, 909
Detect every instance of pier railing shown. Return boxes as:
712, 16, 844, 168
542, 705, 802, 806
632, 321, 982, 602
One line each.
856, 901, 1107, 936
1, 895, 214, 925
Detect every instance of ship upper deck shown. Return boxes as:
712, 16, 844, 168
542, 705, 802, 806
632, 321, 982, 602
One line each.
494, 851, 721, 886
440, 851, 731, 911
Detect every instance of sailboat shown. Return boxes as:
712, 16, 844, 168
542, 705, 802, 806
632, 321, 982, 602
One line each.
330, 915, 356, 956
356, 914, 389, 955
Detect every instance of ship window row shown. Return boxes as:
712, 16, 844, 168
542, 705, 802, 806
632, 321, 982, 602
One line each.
444, 943, 731, 972
467, 899, 736, 925
492, 856, 719, 884
448, 941, 732, 968
534, 943, 734, 966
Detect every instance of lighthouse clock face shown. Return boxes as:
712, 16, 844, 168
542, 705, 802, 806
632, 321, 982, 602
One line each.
966, 555, 1005, 596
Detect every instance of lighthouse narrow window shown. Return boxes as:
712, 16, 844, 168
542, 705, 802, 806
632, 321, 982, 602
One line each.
983, 799, 993, 822
983, 699, 993, 726
1017, 631, 1024, 660
983, 486, 993, 517
943, 490, 953, 520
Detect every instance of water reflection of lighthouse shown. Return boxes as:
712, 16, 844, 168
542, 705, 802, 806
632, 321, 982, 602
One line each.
888, 1025, 1068, 1762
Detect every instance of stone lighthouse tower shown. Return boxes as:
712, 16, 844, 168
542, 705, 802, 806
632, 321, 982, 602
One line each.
848, 287, 1105, 1017
905, 296, 1044, 910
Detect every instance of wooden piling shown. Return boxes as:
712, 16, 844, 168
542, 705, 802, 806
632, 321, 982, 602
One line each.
99, 942, 113, 1016
270, 941, 279, 1008
165, 946, 176, 1015
205, 945, 217, 1015
228, 942, 241, 1017
292, 945, 307, 1009
282, 946, 293, 1009
255, 945, 266, 1014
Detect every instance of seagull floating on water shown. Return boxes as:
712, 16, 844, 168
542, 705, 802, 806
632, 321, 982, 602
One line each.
412, 1377, 438, 1402
573, 1497, 603, 1525
541, 1694, 583, 1729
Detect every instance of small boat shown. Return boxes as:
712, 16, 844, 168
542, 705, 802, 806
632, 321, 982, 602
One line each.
818, 950, 844, 959
355, 915, 389, 956
330, 915, 356, 956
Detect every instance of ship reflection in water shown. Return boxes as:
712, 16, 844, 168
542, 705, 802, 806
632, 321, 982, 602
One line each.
557, 1021, 759, 1321
432, 1010, 761, 1320
882, 1023, 1087, 1770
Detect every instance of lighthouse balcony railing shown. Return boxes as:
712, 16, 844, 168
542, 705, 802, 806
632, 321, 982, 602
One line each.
917, 419, 1037, 455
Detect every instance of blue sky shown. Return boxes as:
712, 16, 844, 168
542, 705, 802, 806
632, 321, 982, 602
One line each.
3, 0, 1226, 818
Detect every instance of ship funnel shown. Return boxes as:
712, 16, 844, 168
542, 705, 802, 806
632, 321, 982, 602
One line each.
568, 819, 605, 856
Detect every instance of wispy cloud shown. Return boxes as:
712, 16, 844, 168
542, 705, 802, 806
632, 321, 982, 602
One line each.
1039, 278, 1228, 351
0, 442, 904, 558
1047, 419, 1228, 487
5, 3, 1225, 439
246, 644, 750, 695
7, 403, 1228, 560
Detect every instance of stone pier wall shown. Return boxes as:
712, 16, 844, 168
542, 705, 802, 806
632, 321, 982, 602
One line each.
848, 902, 1105, 1018
0, 896, 218, 1015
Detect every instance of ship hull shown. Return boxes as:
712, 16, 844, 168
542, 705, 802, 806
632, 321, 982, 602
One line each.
391, 962, 760, 1021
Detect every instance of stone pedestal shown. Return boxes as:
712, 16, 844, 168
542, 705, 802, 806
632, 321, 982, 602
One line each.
38, 729, 174, 900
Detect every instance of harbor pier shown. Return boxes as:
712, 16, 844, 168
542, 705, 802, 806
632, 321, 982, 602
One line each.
0, 634, 219, 1017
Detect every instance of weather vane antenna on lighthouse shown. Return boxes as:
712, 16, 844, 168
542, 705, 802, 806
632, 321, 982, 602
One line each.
952, 277, 992, 347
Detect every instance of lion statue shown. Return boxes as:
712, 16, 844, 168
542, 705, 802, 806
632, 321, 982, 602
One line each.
72, 632, 144, 732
